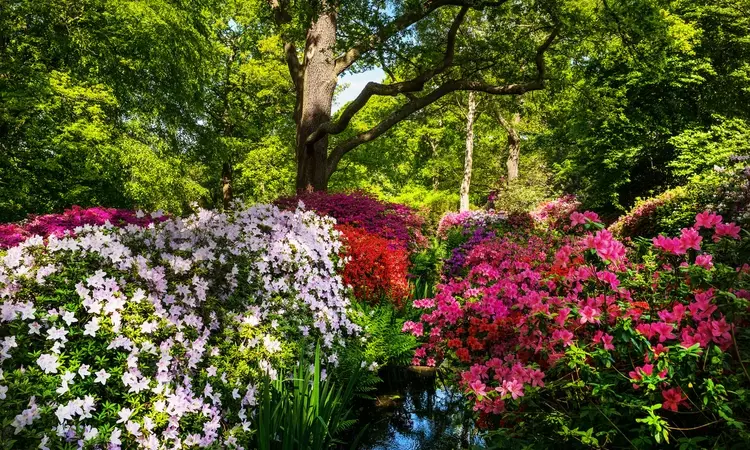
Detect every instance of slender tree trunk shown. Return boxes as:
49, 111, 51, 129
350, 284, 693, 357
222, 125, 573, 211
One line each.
221, 162, 233, 209
496, 111, 521, 181
295, 7, 338, 192
459, 91, 477, 212
425, 136, 440, 190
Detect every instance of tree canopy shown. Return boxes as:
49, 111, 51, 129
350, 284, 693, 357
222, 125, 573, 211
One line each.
1, 0, 749, 219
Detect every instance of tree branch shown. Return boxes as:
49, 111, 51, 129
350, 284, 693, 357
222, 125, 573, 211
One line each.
309, 6, 469, 145
334, 0, 508, 75
267, 0, 291, 25
284, 42, 302, 88
326, 25, 559, 177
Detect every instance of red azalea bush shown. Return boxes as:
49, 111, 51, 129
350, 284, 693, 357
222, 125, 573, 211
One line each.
337, 225, 410, 306
276, 191, 425, 249
406, 210, 750, 447
0, 206, 166, 248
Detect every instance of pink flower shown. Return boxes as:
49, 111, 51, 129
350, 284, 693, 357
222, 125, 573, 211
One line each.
679, 228, 702, 251
529, 370, 545, 387
579, 306, 601, 324
583, 211, 601, 223
652, 235, 686, 255
469, 380, 488, 397
402, 321, 423, 337
497, 379, 525, 400
695, 254, 713, 269
594, 332, 615, 350
651, 322, 676, 342
695, 211, 722, 229
552, 329, 574, 347
570, 212, 587, 226
662, 387, 687, 412
426, 357, 436, 367
714, 222, 741, 241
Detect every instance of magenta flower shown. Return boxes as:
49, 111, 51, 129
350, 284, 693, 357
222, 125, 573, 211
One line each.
579, 306, 601, 324
695, 211, 722, 229
714, 222, 741, 241
679, 228, 702, 251
695, 254, 713, 269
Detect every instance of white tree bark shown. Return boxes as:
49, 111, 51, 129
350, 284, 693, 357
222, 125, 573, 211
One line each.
459, 91, 477, 212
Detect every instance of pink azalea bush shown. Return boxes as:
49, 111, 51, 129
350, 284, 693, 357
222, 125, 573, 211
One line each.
407, 210, 750, 447
436, 210, 509, 239
0, 204, 363, 448
0, 206, 166, 249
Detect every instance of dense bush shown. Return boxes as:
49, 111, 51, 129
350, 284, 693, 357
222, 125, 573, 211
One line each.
0, 206, 167, 249
337, 225, 411, 306
611, 160, 750, 239
0, 204, 361, 448
278, 192, 427, 308
407, 210, 750, 447
276, 191, 425, 250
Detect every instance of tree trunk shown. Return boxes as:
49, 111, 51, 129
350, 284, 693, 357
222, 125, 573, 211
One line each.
496, 111, 521, 181
295, 7, 338, 192
221, 161, 233, 209
459, 91, 477, 212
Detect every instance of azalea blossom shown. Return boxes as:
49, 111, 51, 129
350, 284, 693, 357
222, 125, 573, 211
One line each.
36, 353, 59, 374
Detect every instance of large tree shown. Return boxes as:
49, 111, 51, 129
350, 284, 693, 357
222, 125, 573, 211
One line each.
266, 0, 561, 191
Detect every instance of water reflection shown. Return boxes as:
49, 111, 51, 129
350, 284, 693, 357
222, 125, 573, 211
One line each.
354, 368, 484, 450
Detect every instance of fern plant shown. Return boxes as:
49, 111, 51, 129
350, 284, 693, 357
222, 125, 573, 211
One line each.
349, 302, 418, 367
256, 343, 364, 450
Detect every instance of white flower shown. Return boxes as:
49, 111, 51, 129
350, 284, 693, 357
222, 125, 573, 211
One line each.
36, 353, 59, 374
83, 318, 100, 337
46, 327, 68, 342
61, 310, 78, 326
0, 384, 7, 400
94, 369, 111, 384
61, 371, 76, 384
78, 364, 91, 378
243, 314, 260, 327
117, 408, 133, 424
28, 322, 41, 335
39, 434, 50, 450
262, 335, 281, 354
125, 420, 141, 437
56, 382, 69, 395
83, 426, 99, 441
109, 428, 122, 446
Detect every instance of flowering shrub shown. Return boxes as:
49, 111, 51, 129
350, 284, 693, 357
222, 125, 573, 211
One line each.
0, 206, 167, 249
0, 204, 360, 449
611, 161, 750, 240
530, 194, 581, 230
407, 210, 750, 447
436, 210, 508, 239
437, 211, 534, 279
337, 225, 410, 306
276, 191, 425, 249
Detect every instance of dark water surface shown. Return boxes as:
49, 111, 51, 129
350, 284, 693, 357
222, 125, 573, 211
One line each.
353, 367, 484, 450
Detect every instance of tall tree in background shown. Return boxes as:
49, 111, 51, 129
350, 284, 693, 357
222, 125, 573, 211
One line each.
494, 108, 522, 181
459, 92, 479, 211
266, 0, 560, 191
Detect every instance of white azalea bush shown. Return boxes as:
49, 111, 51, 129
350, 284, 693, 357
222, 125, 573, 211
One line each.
0, 204, 360, 449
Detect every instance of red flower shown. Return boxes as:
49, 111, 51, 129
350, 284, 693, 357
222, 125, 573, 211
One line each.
338, 225, 410, 305
661, 387, 687, 412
